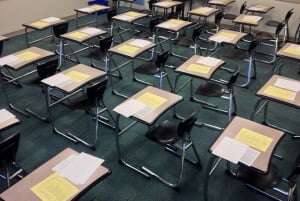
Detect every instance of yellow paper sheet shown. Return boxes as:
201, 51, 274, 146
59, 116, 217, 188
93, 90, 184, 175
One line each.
65, 71, 90, 82
126, 11, 142, 17
242, 16, 260, 24
193, 7, 212, 14
118, 45, 140, 54
187, 63, 211, 74
17, 51, 41, 61
263, 85, 296, 101
169, 19, 185, 25
31, 173, 79, 201
235, 128, 273, 152
220, 31, 236, 40
283, 46, 300, 56
31, 21, 49, 29
67, 32, 89, 40
137, 92, 167, 109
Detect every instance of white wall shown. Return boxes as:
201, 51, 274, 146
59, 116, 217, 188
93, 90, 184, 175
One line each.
0, 0, 87, 35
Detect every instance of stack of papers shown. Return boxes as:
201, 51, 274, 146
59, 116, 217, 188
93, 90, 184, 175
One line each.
113, 99, 149, 117
137, 92, 167, 109
52, 152, 104, 185
118, 45, 140, 54
187, 63, 211, 74
80, 27, 106, 36
67, 32, 89, 40
0, 109, 17, 124
129, 39, 152, 48
31, 21, 49, 29
17, 51, 41, 61
115, 14, 134, 21
79, 7, 95, 13
210, 32, 236, 43
196, 56, 222, 67
264, 85, 296, 101
41, 17, 61, 23
213, 136, 260, 166
283, 44, 300, 56
42, 73, 73, 87
0, 55, 21, 67
192, 7, 213, 14
274, 78, 300, 92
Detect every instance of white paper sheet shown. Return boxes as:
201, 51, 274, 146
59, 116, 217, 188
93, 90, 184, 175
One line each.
210, 35, 230, 43
115, 15, 134, 21
41, 17, 61, 23
129, 39, 152, 48
212, 137, 249, 164
79, 7, 95, 13
240, 147, 260, 166
113, 99, 147, 118
56, 152, 104, 185
274, 78, 300, 92
0, 55, 20, 66
42, 73, 72, 87
197, 56, 221, 67
0, 109, 16, 123
80, 27, 105, 36
52, 154, 77, 172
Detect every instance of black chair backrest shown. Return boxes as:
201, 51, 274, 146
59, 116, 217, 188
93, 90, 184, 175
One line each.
36, 58, 59, 80
150, 18, 163, 33
86, 79, 108, 107
0, 132, 20, 165
0, 41, 3, 56
99, 36, 113, 53
248, 39, 258, 55
111, 0, 118, 9
148, 0, 157, 11
192, 26, 204, 42
177, 113, 197, 137
240, 1, 247, 14
284, 9, 294, 24
227, 69, 240, 91
53, 22, 69, 38
215, 11, 224, 27
107, 9, 117, 22
155, 51, 169, 68
275, 22, 285, 37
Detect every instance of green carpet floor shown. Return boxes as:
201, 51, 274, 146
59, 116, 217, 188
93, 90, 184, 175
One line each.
0, 9, 300, 201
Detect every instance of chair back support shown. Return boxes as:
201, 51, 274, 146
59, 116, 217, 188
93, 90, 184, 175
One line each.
148, 0, 157, 11
53, 22, 69, 38
215, 11, 224, 28
155, 51, 169, 68
86, 79, 108, 107
0, 132, 20, 165
36, 58, 59, 80
284, 9, 294, 24
227, 70, 240, 91
99, 36, 113, 53
275, 22, 285, 37
248, 39, 258, 55
0, 41, 3, 56
107, 9, 117, 22
240, 1, 247, 14
150, 18, 163, 33
177, 113, 197, 137
192, 26, 204, 42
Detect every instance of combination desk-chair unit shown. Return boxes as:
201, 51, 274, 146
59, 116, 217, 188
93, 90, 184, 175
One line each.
107, 38, 156, 98
23, 17, 66, 46
114, 86, 202, 188
204, 116, 285, 201
152, 1, 184, 18
75, 4, 110, 28
233, 14, 263, 33
58, 26, 107, 67
174, 54, 239, 131
0, 148, 111, 201
0, 47, 55, 117
251, 75, 300, 137
111, 11, 148, 42
188, 6, 219, 24
207, 0, 235, 11
245, 4, 274, 15
276, 42, 300, 74
41, 64, 115, 149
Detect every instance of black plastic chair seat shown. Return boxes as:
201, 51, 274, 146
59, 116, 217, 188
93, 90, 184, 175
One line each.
224, 13, 238, 21
266, 20, 280, 27
196, 82, 225, 97
134, 62, 160, 75
237, 164, 281, 190
146, 120, 179, 145
256, 32, 274, 41
175, 37, 194, 47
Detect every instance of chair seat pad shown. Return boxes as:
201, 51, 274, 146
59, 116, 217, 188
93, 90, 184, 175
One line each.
196, 82, 225, 97
145, 120, 179, 144
237, 164, 281, 190
265, 20, 280, 27
134, 62, 160, 75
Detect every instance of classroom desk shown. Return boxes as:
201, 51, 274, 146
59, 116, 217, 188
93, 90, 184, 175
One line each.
154, 18, 193, 62
75, 4, 110, 28
188, 6, 219, 21
41, 64, 107, 148
208, 0, 235, 10
276, 43, 300, 74
111, 11, 148, 42
0, 148, 111, 201
252, 75, 300, 137
0, 36, 8, 43
204, 116, 284, 201
174, 55, 232, 130
114, 86, 183, 177
108, 38, 156, 98
23, 17, 66, 46
59, 27, 107, 67
245, 4, 274, 14
0, 109, 20, 132
0, 47, 55, 117
233, 14, 263, 33
153, 1, 184, 17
